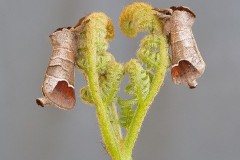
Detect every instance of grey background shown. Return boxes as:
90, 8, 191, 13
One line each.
0, 0, 239, 160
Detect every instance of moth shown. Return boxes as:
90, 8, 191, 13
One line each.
154, 6, 205, 88
36, 18, 87, 110
36, 27, 77, 110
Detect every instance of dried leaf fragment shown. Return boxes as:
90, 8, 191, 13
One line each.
36, 27, 77, 110
155, 6, 205, 88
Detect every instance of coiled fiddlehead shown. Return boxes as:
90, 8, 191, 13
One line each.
76, 13, 114, 72
75, 13, 123, 159
118, 3, 170, 130
120, 2, 162, 37
119, 2, 170, 158
76, 13, 124, 107
75, 3, 170, 160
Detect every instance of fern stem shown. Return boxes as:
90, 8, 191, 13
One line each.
87, 49, 122, 160
77, 3, 170, 159
123, 35, 169, 158
81, 13, 122, 160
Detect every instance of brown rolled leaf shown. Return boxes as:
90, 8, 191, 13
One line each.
155, 6, 205, 88
36, 27, 77, 110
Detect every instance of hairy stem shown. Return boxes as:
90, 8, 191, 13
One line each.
88, 51, 122, 159
119, 3, 170, 159
77, 13, 122, 159
123, 36, 169, 157
77, 2, 170, 160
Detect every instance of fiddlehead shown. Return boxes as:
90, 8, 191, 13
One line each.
75, 12, 123, 159
120, 2, 162, 38
76, 2, 170, 159
76, 13, 124, 106
119, 2, 170, 158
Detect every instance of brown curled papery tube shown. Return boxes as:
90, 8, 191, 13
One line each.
36, 27, 78, 110
154, 6, 205, 88
36, 17, 89, 110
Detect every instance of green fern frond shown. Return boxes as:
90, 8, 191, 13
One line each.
118, 98, 137, 129
74, 2, 170, 159
118, 59, 151, 129
80, 86, 94, 105
125, 84, 135, 95
76, 13, 120, 107
137, 35, 163, 69
125, 59, 151, 101
97, 52, 115, 74
99, 62, 124, 105
76, 12, 114, 73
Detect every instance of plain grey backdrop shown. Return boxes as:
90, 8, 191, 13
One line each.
0, 0, 239, 160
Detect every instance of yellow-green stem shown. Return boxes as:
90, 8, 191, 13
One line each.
123, 36, 169, 158
77, 3, 169, 160
86, 31, 122, 159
